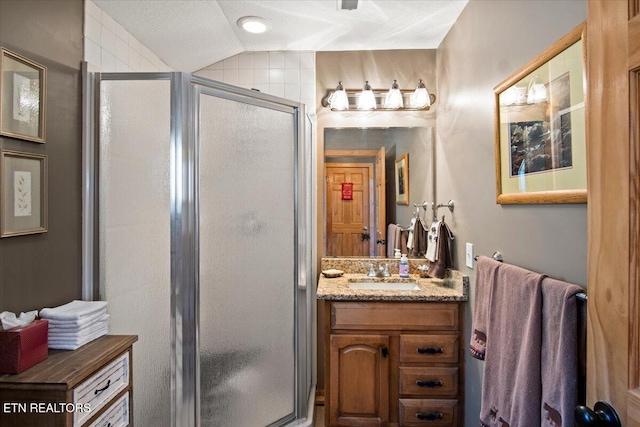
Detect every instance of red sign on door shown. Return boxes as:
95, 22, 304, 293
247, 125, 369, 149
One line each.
342, 183, 353, 200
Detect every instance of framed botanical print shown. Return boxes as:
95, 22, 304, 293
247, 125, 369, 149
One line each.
1, 150, 48, 237
395, 153, 409, 205
0, 48, 47, 143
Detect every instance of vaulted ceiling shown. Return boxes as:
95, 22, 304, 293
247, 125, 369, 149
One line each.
93, 0, 468, 72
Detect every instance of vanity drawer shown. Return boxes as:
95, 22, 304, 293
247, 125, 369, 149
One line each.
399, 335, 459, 364
399, 367, 458, 397
87, 391, 129, 427
331, 302, 459, 331
73, 351, 130, 427
399, 399, 458, 427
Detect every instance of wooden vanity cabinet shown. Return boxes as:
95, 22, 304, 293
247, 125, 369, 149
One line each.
325, 301, 464, 427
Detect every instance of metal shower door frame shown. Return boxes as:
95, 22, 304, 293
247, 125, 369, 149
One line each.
85, 72, 308, 427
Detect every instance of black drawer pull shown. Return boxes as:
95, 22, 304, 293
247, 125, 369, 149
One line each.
416, 379, 443, 388
416, 412, 443, 421
417, 347, 443, 355
94, 379, 111, 395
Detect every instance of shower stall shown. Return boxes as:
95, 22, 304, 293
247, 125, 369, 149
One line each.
83, 72, 316, 427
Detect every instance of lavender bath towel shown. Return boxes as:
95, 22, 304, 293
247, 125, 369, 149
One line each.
479, 262, 545, 427
541, 277, 584, 427
470, 256, 501, 360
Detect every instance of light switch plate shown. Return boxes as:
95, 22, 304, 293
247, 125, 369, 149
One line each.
466, 243, 474, 269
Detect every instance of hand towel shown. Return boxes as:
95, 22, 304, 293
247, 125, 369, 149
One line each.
45, 310, 107, 329
406, 217, 417, 250
470, 256, 501, 360
409, 219, 428, 258
49, 315, 109, 338
541, 277, 584, 427
393, 225, 402, 253
48, 327, 108, 350
479, 262, 545, 427
399, 229, 409, 255
426, 222, 453, 279
387, 224, 398, 258
40, 300, 107, 321
425, 221, 440, 261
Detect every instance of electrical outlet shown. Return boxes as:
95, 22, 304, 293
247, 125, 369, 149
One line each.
466, 243, 474, 269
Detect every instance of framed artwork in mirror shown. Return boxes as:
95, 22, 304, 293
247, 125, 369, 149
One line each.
395, 153, 409, 205
0, 48, 47, 143
1, 150, 48, 237
494, 22, 586, 204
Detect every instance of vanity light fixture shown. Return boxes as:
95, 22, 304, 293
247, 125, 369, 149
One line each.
410, 79, 431, 109
384, 80, 404, 109
321, 80, 436, 111
357, 81, 377, 110
327, 81, 349, 110
237, 16, 271, 34
526, 75, 548, 104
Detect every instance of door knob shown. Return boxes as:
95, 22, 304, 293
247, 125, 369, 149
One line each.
575, 402, 621, 427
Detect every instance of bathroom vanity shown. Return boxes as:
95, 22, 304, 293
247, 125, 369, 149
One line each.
317, 258, 468, 427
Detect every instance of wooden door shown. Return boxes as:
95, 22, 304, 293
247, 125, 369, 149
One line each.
329, 334, 390, 426
587, 1, 640, 424
374, 147, 386, 257
326, 164, 372, 256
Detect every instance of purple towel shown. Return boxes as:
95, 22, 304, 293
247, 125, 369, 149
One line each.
541, 277, 584, 427
479, 262, 545, 427
470, 256, 501, 360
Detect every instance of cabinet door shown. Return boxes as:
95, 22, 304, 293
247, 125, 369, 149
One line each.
329, 334, 389, 426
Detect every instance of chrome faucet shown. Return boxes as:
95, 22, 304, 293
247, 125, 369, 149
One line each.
368, 263, 391, 277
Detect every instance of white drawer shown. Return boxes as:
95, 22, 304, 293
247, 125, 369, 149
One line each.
87, 391, 129, 427
74, 351, 130, 427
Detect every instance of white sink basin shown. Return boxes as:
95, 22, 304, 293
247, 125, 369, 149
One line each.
348, 280, 420, 291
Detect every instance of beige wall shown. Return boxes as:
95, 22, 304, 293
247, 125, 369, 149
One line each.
315, 49, 437, 393
436, 0, 587, 425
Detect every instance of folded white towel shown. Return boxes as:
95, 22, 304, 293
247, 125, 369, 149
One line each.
40, 300, 107, 321
48, 327, 108, 350
45, 310, 107, 328
49, 317, 109, 339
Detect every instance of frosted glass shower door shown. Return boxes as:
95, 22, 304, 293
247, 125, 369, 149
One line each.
198, 89, 297, 426
98, 78, 171, 427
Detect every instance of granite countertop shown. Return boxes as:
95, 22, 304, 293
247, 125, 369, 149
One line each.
317, 272, 469, 302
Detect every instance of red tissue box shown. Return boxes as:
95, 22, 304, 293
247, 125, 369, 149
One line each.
0, 319, 48, 374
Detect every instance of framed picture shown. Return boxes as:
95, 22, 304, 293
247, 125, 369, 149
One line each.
395, 153, 409, 205
494, 23, 586, 204
1, 150, 47, 237
0, 48, 47, 143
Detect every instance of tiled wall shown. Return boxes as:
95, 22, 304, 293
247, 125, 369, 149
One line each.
195, 52, 316, 109
84, 0, 172, 72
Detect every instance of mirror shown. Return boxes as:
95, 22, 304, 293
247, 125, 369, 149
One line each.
324, 127, 434, 258
494, 22, 586, 204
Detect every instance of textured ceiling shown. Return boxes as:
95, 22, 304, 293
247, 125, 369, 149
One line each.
94, 0, 468, 72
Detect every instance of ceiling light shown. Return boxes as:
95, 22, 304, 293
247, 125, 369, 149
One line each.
237, 16, 271, 34
328, 81, 349, 110
410, 79, 431, 109
357, 81, 377, 110
384, 80, 403, 109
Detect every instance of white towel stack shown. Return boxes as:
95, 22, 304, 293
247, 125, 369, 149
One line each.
39, 300, 109, 350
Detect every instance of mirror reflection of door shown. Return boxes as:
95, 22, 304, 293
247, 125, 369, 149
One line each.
323, 127, 435, 258
325, 163, 373, 256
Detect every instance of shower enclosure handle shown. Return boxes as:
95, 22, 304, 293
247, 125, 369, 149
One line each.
417, 347, 443, 355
